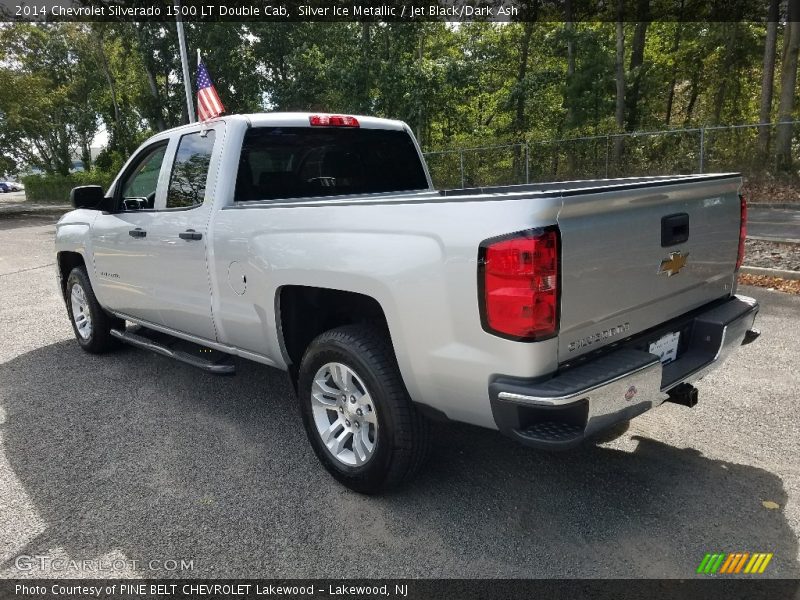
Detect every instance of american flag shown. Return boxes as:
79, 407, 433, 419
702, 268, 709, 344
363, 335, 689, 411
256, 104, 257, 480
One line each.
196, 60, 225, 122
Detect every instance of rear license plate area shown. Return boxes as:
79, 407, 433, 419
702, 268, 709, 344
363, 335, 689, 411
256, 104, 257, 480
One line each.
649, 331, 680, 364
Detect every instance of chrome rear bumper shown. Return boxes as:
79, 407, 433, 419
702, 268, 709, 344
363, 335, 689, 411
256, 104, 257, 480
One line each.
489, 295, 759, 450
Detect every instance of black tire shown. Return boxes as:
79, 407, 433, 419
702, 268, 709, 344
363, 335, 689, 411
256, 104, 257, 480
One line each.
298, 325, 430, 494
65, 266, 124, 354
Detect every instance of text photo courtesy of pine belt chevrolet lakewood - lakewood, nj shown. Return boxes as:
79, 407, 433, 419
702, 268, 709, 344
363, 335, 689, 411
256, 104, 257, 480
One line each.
2, 1, 800, 598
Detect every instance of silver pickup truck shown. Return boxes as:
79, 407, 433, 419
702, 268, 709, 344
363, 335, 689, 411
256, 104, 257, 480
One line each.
56, 112, 759, 493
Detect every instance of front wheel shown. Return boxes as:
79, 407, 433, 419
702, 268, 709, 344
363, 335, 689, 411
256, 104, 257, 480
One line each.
298, 325, 430, 494
65, 266, 123, 353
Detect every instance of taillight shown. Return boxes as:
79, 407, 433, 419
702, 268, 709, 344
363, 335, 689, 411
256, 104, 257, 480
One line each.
309, 114, 360, 127
479, 228, 560, 340
736, 194, 747, 271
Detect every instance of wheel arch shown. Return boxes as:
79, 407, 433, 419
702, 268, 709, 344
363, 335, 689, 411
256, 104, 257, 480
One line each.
276, 285, 392, 387
56, 251, 87, 300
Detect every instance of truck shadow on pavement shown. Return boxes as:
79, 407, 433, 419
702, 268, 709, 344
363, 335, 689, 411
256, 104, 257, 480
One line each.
1, 340, 797, 579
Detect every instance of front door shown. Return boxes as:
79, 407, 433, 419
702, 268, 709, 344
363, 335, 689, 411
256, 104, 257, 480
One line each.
144, 128, 218, 341
91, 141, 170, 325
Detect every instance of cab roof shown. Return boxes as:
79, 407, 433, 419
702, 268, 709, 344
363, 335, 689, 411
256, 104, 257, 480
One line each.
241, 112, 409, 131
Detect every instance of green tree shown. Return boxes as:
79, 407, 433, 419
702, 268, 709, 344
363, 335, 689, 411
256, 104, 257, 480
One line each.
0, 23, 102, 175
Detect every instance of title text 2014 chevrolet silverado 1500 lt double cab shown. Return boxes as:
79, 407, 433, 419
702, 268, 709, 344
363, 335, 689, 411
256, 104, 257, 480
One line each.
55, 113, 760, 493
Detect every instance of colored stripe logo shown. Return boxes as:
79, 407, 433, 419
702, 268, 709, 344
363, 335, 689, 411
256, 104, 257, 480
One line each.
697, 552, 773, 574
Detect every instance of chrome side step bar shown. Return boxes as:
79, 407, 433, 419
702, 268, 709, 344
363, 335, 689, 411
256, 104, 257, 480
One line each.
110, 328, 236, 375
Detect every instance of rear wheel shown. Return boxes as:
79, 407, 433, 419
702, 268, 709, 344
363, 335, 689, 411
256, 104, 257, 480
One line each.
298, 325, 430, 494
65, 267, 123, 354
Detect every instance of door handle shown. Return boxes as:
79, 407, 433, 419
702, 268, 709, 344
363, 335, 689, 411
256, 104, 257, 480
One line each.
661, 213, 689, 247
178, 229, 203, 241
128, 228, 146, 238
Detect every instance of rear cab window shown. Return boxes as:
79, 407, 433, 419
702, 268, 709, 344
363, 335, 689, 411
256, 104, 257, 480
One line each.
235, 127, 428, 202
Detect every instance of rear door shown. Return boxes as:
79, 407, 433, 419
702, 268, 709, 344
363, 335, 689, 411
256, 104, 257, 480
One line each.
144, 127, 220, 341
556, 175, 741, 363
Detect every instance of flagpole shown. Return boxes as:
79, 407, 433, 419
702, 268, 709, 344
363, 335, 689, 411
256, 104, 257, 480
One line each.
197, 50, 208, 134
174, 0, 195, 123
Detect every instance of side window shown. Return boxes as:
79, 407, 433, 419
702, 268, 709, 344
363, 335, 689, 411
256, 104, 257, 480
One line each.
166, 130, 216, 209
119, 143, 168, 210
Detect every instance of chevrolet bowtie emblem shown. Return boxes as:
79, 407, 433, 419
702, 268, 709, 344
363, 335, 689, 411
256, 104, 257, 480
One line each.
659, 251, 689, 276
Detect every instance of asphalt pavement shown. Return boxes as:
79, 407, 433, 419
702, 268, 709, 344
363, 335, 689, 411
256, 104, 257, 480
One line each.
0, 214, 798, 579
748, 206, 800, 242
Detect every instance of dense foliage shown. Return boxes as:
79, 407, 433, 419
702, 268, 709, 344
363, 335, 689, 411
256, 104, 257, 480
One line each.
22, 170, 117, 203
2, 13, 799, 190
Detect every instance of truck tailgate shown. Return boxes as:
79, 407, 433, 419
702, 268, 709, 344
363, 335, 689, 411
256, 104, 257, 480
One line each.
556, 175, 742, 363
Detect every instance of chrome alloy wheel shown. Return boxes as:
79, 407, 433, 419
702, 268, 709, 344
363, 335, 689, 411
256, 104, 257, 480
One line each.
70, 283, 93, 340
311, 362, 378, 466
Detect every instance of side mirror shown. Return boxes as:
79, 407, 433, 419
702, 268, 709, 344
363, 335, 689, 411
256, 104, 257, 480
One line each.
70, 185, 105, 209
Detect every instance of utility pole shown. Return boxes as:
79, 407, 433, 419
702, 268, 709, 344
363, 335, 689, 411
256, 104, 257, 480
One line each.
175, 0, 195, 123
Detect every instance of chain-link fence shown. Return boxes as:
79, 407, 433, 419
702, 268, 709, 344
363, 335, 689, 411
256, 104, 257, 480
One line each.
423, 121, 800, 189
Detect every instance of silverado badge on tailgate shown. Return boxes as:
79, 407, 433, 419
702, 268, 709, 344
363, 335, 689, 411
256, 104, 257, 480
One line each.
658, 251, 689, 276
